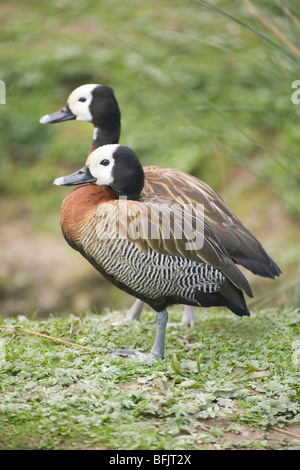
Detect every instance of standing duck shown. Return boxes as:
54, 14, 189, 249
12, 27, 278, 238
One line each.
54, 144, 253, 359
41, 84, 281, 325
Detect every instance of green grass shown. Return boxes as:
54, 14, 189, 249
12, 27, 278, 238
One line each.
0, 307, 299, 450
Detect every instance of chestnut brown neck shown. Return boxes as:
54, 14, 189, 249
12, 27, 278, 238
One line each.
60, 184, 117, 246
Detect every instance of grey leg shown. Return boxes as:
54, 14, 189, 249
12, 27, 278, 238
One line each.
125, 300, 193, 328
125, 299, 144, 321
181, 305, 194, 327
151, 309, 168, 359
108, 309, 168, 360
111, 298, 144, 326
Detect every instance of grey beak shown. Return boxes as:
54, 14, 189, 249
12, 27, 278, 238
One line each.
53, 166, 97, 186
39, 105, 76, 124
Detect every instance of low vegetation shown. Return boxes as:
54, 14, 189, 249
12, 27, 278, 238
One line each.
0, 307, 299, 449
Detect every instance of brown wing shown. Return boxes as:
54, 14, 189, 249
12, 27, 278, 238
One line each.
97, 195, 253, 297
143, 166, 281, 279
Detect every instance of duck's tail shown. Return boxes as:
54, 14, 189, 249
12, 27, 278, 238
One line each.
195, 277, 250, 317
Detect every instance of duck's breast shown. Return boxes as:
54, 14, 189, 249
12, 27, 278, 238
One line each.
59, 184, 116, 250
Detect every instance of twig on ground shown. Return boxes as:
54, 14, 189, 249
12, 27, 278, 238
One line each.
0, 325, 90, 350
271, 426, 300, 439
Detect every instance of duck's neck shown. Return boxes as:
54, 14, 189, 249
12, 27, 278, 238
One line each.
88, 124, 121, 155
60, 184, 118, 248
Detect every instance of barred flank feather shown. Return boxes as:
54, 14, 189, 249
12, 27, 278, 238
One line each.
82, 221, 225, 303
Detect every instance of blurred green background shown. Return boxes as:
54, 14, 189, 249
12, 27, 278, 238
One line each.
0, 0, 299, 317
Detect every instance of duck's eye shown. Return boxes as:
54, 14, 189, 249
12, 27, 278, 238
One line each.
78, 97, 87, 102
100, 159, 110, 166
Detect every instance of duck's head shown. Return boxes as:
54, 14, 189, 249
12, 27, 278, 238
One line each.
54, 144, 145, 200
39, 84, 121, 128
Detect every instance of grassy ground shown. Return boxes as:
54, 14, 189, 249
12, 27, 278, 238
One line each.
0, 307, 299, 450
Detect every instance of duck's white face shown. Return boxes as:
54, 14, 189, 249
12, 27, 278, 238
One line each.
54, 144, 144, 198
86, 144, 119, 185
67, 84, 101, 122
